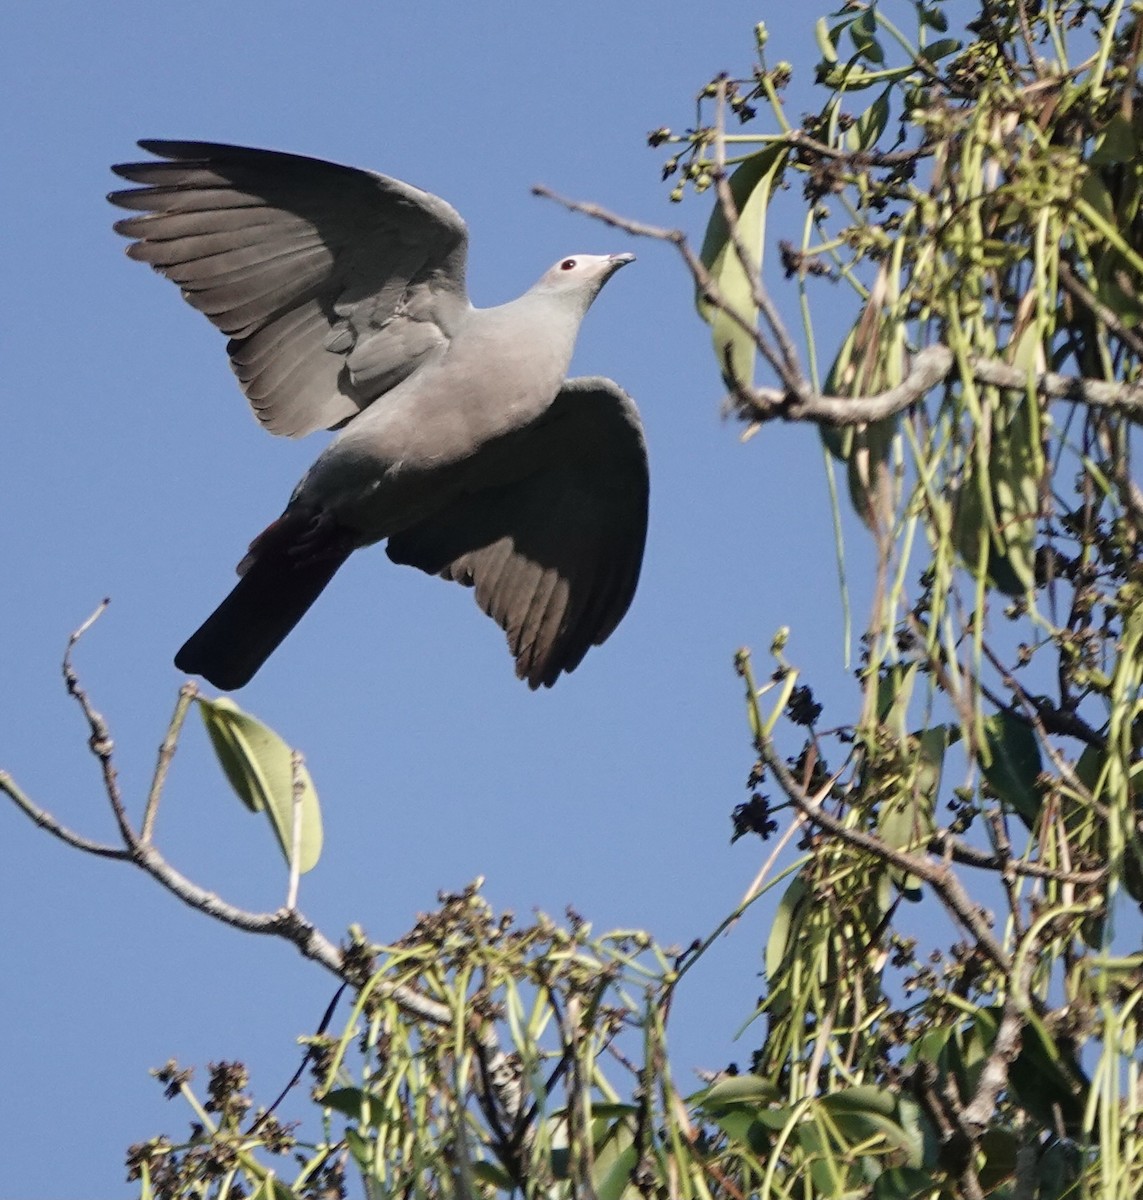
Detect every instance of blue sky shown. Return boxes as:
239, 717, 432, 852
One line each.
1, 4, 865, 1195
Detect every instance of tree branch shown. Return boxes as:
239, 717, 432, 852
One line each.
756, 728, 1012, 973
2, 609, 454, 1030
534, 186, 1143, 427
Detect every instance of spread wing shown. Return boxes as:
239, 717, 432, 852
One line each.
386, 378, 649, 687
109, 139, 470, 437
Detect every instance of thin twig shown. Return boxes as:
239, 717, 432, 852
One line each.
927, 829, 1105, 884
246, 983, 347, 1138
0, 771, 130, 859
532, 184, 775, 363
63, 600, 136, 846
142, 682, 197, 844
286, 750, 304, 912
1058, 260, 1143, 359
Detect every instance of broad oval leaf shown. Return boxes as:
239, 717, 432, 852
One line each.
198, 696, 323, 873
591, 1114, 639, 1200
1090, 112, 1137, 165
919, 37, 962, 62
815, 15, 842, 65
981, 710, 1042, 827
320, 1086, 370, 1121
698, 1074, 781, 1109
850, 10, 885, 65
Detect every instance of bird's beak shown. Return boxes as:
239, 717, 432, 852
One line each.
608, 252, 636, 270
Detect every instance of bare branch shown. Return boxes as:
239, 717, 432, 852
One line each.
1058, 261, 1143, 359
736, 344, 956, 425
530, 185, 686, 244
536, 181, 1143, 431
755, 730, 1011, 972
142, 682, 196, 843
959, 926, 1043, 1140
927, 829, 1106, 884
63, 600, 136, 846
784, 127, 932, 167
0, 771, 130, 859
969, 355, 1143, 417
4, 618, 456, 1032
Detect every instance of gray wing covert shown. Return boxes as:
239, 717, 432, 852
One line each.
386, 377, 649, 687
109, 140, 470, 437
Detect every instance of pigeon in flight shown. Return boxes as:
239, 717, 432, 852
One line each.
110, 141, 647, 690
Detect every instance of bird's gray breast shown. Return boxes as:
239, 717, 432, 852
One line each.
292, 295, 577, 537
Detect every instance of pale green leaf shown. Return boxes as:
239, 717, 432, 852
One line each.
592, 1115, 638, 1200
197, 696, 323, 873
765, 874, 809, 984
698, 145, 790, 388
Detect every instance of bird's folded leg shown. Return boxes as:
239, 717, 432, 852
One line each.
238, 507, 357, 576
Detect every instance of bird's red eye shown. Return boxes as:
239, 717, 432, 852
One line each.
560, 258, 577, 270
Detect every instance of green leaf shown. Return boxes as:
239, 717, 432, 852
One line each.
765, 874, 809, 985
698, 1076, 786, 1156
1038, 1140, 1084, 1199
820, 1085, 897, 1118
471, 1160, 516, 1190
1095, 264, 1143, 323
990, 338, 1041, 594
1090, 112, 1137, 165
320, 1086, 369, 1120
197, 696, 323, 873
981, 710, 1043, 826
852, 10, 876, 38
953, 417, 1034, 597
819, 1088, 925, 1165
697, 144, 790, 388
850, 10, 884, 64
918, 37, 961, 63
345, 1126, 374, 1175
699, 1074, 780, 1108
874, 1166, 935, 1199
1009, 1011, 1088, 1135
753, 1105, 796, 1132
1080, 170, 1116, 222
847, 87, 892, 152
815, 16, 843, 65
592, 1115, 638, 1200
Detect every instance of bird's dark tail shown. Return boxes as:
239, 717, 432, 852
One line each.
175, 510, 353, 690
